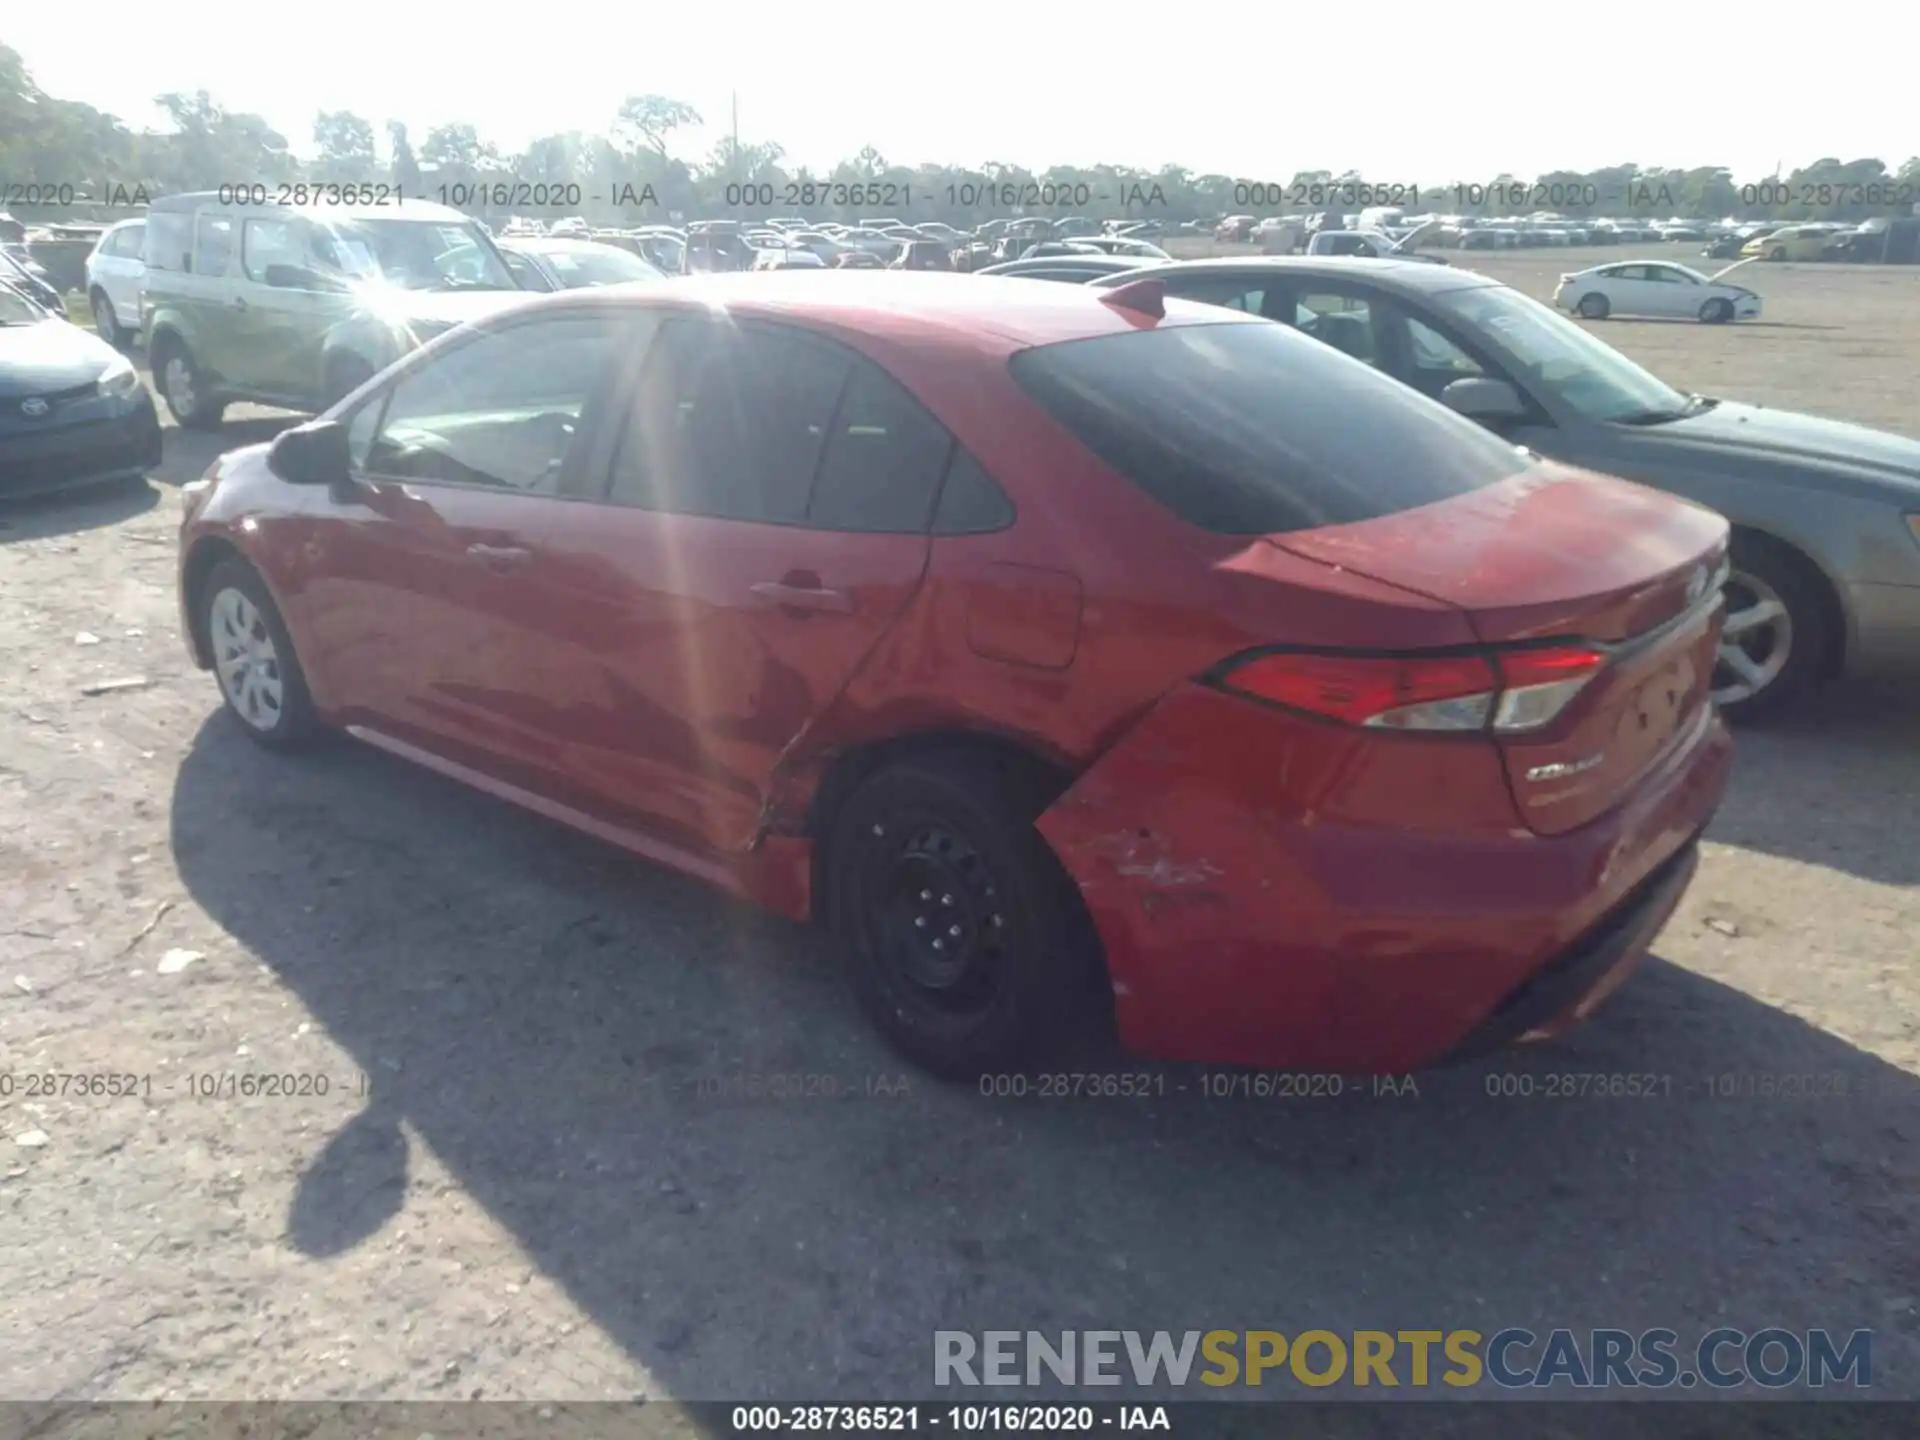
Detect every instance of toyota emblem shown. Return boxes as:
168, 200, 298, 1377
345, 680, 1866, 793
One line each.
19, 397, 49, 418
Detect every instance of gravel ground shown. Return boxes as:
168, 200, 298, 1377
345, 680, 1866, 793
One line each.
1, 254, 1916, 1417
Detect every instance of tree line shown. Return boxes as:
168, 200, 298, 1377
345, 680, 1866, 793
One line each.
5, 43, 1918, 231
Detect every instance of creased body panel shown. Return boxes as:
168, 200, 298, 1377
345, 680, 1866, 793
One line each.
1036, 683, 1733, 1072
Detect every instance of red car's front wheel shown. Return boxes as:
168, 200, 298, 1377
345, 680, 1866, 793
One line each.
824, 750, 1095, 1080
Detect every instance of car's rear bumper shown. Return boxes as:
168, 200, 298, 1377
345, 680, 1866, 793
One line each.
1436, 836, 1699, 1062
1037, 685, 1732, 1073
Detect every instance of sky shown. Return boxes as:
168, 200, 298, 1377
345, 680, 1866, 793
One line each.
10, 4, 1919, 184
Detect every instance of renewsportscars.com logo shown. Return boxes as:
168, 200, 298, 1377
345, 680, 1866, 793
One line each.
934, 1328, 1873, 1390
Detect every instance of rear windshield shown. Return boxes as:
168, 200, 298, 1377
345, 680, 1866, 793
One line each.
1010, 320, 1532, 534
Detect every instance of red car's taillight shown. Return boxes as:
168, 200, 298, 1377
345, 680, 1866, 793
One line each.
1492, 645, 1609, 731
1217, 643, 1606, 734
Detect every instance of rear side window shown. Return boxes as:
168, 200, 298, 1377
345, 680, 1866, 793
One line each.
806, 360, 954, 533
1008, 321, 1531, 535
932, 448, 1015, 534
608, 320, 852, 523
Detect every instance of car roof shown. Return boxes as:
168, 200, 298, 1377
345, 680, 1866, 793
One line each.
504, 236, 642, 255
145, 191, 473, 225
981, 254, 1142, 271
510, 270, 1256, 351
1102, 256, 1501, 294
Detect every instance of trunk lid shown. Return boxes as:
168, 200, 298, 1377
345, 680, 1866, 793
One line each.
1707, 255, 1762, 284
1270, 464, 1729, 835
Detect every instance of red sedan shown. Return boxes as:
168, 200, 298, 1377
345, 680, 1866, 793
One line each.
177, 273, 1733, 1079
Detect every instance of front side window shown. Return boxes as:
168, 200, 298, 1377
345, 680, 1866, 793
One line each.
1430, 282, 1692, 424
1404, 315, 1484, 376
313, 218, 516, 292
144, 213, 190, 271
242, 218, 303, 283
1010, 319, 1531, 535
194, 215, 234, 277
359, 315, 626, 492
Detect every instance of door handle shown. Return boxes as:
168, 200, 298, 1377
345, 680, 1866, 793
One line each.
232, 296, 248, 311
466, 542, 532, 572
749, 580, 853, 615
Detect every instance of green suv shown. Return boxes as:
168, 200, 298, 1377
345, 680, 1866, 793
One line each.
140, 194, 530, 428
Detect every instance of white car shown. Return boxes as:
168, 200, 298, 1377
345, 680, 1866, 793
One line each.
1553, 259, 1762, 323
84, 217, 146, 346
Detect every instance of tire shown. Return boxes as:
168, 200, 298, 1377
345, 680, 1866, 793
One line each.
90, 289, 127, 347
200, 559, 322, 750
1712, 534, 1829, 723
1700, 298, 1734, 324
153, 335, 226, 430
1765, 247, 1785, 262
1576, 292, 1610, 319
323, 355, 377, 411
822, 750, 1095, 1079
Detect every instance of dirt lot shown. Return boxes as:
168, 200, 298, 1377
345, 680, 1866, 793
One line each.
1, 252, 1917, 1416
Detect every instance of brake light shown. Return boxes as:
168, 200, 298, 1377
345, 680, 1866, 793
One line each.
1493, 644, 1608, 731
1220, 652, 1498, 730
1218, 643, 1606, 733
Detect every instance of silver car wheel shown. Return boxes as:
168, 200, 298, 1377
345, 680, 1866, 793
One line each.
211, 587, 285, 731
164, 355, 196, 417
93, 294, 118, 340
1712, 570, 1793, 706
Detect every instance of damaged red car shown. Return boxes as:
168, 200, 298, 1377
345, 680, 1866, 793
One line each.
177, 273, 1733, 1079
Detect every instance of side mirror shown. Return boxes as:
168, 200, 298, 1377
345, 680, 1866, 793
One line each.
1441, 377, 1528, 424
267, 419, 351, 489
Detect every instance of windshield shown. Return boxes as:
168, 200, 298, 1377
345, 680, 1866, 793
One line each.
0, 283, 46, 324
314, 217, 517, 292
535, 245, 664, 288
1431, 282, 1692, 424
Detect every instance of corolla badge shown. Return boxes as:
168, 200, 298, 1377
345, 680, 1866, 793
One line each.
19, 397, 50, 418
1526, 753, 1606, 783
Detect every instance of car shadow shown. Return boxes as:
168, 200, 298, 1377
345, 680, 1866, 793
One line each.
1709, 677, 1920, 887
168, 714, 1920, 1406
0, 476, 158, 544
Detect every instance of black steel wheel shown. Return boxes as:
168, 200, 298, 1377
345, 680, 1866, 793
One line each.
824, 750, 1095, 1079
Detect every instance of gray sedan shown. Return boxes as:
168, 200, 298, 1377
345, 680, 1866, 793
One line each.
496, 237, 666, 292
1092, 258, 1920, 718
